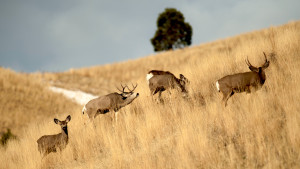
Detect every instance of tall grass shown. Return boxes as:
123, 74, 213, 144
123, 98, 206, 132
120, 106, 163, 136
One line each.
0, 21, 299, 169
0, 68, 81, 136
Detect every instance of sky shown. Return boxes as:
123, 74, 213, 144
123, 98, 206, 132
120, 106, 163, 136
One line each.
0, 0, 299, 72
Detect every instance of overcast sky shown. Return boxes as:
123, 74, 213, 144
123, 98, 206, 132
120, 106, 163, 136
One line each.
1, 0, 299, 72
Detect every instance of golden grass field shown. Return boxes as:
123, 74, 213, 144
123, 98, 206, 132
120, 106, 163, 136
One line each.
0, 21, 299, 169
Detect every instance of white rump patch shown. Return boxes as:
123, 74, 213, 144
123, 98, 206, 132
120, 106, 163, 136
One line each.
146, 73, 153, 85
82, 105, 87, 114
216, 81, 220, 92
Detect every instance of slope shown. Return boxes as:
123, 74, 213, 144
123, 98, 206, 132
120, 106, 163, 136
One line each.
0, 21, 300, 169
0, 68, 81, 136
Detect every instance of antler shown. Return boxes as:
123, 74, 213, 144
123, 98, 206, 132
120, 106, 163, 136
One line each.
263, 52, 267, 61
262, 52, 270, 68
117, 83, 138, 93
245, 56, 259, 72
245, 56, 254, 67
127, 83, 138, 93
116, 84, 127, 93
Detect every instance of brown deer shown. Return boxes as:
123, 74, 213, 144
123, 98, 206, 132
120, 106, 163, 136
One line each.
37, 115, 71, 156
146, 70, 189, 101
216, 52, 270, 106
82, 84, 139, 121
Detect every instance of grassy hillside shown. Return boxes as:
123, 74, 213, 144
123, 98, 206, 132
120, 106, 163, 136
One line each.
40, 21, 299, 97
0, 68, 81, 136
1, 21, 300, 169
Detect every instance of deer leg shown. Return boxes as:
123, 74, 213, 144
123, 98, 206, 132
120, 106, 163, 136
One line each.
94, 111, 100, 119
85, 108, 96, 122
222, 91, 234, 107
150, 87, 155, 96
114, 111, 118, 123
244, 85, 251, 94
94, 109, 109, 119
113, 107, 120, 123
158, 91, 165, 103
158, 90, 162, 99
94, 109, 102, 119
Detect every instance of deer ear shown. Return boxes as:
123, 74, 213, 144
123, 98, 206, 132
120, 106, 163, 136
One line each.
262, 60, 270, 70
65, 115, 71, 122
180, 74, 189, 83
180, 74, 187, 81
54, 118, 60, 124
248, 66, 259, 72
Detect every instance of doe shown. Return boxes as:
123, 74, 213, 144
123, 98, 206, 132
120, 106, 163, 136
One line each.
37, 115, 71, 156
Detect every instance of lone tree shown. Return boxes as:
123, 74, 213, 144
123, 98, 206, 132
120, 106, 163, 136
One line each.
151, 8, 192, 51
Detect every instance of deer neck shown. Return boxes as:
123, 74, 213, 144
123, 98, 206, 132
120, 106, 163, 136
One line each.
258, 69, 266, 84
119, 95, 136, 107
62, 126, 68, 137
121, 98, 134, 106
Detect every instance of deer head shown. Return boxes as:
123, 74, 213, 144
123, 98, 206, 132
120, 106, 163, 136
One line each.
54, 115, 71, 135
117, 83, 139, 99
245, 52, 270, 73
179, 74, 189, 90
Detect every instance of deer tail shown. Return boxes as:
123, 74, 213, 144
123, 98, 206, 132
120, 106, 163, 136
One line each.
82, 105, 86, 114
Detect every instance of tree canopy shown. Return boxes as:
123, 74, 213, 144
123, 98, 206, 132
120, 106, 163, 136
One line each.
151, 8, 193, 51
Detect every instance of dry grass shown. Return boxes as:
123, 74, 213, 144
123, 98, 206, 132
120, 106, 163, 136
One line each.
1, 21, 300, 169
0, 68, 81, 136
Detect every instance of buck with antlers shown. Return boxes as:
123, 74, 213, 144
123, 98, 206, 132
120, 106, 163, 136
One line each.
216, 52, 270, 106
82, 84, 139, 121
146, 70, 189, 101
37, 115, 71, 156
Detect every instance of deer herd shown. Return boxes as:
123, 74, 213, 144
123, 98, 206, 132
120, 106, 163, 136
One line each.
37, 52, 270, 156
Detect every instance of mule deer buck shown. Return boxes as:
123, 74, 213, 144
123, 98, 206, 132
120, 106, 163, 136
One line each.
216, 52, 270, 106
146, 70, 189, 101
82, 84, 139, 121
37, 115, 71, 156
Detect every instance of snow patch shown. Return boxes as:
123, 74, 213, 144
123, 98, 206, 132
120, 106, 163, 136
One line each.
49, 86, 98, 105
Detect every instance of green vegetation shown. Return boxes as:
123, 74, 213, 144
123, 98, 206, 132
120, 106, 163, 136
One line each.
0, 21, 299, 169
1, 129, 17, 146
151, 8, 192, 51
